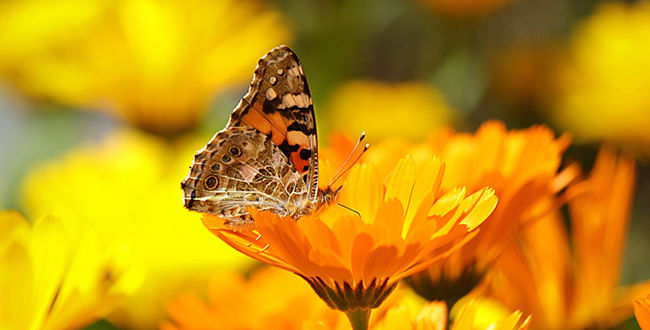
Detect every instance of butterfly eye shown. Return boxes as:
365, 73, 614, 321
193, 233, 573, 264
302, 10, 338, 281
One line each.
269, 76, 277, 85
204, 175, 219, 190
210, 163, 221, 172
229, 146, 242, 157
221, 154, 232, 163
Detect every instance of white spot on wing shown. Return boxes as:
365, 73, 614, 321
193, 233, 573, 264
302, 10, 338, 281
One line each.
294, 93, 310, 108
278, 93, 296, 109
239, 166, 258, 181
266, 88, 277, 100
289, 66, 300, 76
287, 130, 310, 146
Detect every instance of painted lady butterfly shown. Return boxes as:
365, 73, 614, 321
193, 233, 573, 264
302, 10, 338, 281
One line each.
182, 45, 348, 229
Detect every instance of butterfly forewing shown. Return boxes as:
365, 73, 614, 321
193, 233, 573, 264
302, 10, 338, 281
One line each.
227, 46, 319, 200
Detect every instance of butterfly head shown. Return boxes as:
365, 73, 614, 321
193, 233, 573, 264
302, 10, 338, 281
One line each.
319, 185, 342, 206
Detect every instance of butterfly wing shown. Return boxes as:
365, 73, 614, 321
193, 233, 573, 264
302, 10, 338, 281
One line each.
227, 45, 319, 201
181, 126, 311, 228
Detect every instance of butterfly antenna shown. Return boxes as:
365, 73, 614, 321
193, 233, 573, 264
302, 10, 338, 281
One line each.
337, 203, 361, 217
328, 132, 370, 187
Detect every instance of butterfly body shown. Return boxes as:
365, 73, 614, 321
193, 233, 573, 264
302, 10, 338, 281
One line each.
182, 46, 336, 229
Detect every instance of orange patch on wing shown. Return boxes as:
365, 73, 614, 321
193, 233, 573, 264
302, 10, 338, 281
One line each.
291, 147, 311, 173
240, 106, 286, 146
287, 130, 310, 147
240, 104, 312, 174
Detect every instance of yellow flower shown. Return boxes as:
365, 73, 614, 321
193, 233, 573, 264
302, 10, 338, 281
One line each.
489, 147, 650, 329
203, 152, 498, 329
551, 1, 650, 156
162, 266, 347, 330
0, 0, 291, 133
372, 300, 448, 330
372, 297, 529, 330
0, 210, 139, 330
362, 122, 577, 306
416, 0, 512, 19
327, 80, 455, 141
635, 294, 650, 330
20, 130, 252, 328
450, 298, 530, 330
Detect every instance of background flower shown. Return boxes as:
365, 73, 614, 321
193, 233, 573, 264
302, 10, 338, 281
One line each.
0, 210, 140, 330
551, 1, 650, 156
372, 297, 530, 330
488, 148, 650, 329
361, 121, 576, 306
0, 0, 291, 133
326, 80, 455, 141
19, 130, 252, 328
163, 266, 346, 330
489, 44, 560, 111
635, 295, 650, 330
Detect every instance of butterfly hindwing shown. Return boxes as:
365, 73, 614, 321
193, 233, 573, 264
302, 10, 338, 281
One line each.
181, 126, 311, 228
227, 45, 319, 200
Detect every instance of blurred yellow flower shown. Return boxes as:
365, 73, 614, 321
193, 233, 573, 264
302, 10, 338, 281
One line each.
0, 210, 139, 330
362, 122, 577, 306
450, 298, 530, 330
373, 297, 529, 330
372, 300, 448, 330
417, 0, 512, 19
635, 294, 650, 329
552, 1, 650, 156
20, 130, 252, 328
0, 0, 291, 133
489, 147, 650, 329
327, 80, 455, 141
162, 266, 347, 330
202, 152, 498, 329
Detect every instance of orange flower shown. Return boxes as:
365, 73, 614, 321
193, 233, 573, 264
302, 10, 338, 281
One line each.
202, 154, 498, 329
490, 44, 561, 108
635, 295, 650, 330
364, 122, 577, 306
489, 147, 650, 329
162, 266, 346, 330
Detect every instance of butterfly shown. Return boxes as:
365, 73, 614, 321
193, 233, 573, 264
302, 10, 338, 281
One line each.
182, 45, 358, 230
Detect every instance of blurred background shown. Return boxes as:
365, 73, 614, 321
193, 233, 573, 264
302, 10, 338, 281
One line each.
0, 0, 648, 328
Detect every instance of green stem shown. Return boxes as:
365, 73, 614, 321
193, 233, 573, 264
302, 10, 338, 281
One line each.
345, 308, 371, 330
